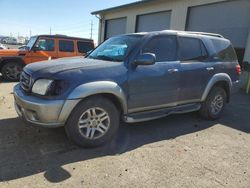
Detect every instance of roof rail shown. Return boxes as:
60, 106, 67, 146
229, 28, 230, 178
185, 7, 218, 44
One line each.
184, 31, 224, 38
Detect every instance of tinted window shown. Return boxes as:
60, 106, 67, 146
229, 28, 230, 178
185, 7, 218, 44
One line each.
34, 38, 54, 51
77, 41, 94, 53
211, 39, 237, 61
59, 40, 74, 52
88, 35, 142, 62
142, 35, 177, 62
179, 37, 207, 61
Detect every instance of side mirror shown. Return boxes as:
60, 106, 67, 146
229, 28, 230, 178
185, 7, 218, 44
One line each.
242, 61, 250, 71
32, 46, 40, 52
86, 50, 93, 57
134, 53, 156, 66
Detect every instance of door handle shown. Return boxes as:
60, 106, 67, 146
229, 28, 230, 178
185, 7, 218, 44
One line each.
206, 67, 214, 71
168, 69, 179, 73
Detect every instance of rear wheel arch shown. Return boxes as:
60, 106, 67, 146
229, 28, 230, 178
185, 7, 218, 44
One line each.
202, 73, 232, 103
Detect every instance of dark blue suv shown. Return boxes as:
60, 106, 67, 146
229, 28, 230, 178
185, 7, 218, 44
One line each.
14, 30, 241, 147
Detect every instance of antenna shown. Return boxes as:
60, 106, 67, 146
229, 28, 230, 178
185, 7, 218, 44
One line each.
90, 20, 93, 39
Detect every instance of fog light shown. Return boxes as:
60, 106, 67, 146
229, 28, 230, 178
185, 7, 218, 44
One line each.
27, 110, 39, 121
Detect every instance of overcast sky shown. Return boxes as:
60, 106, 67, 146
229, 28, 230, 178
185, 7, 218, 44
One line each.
0, 0, 136, 42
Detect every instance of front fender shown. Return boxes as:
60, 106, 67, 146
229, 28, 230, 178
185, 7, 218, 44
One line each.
67, 81, 128, 113
201, 73, 232, 101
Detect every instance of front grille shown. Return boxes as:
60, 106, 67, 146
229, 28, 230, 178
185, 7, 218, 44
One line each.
20, 71, 31, 92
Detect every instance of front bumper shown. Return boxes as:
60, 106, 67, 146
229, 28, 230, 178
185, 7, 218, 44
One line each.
13, 84, 79, 128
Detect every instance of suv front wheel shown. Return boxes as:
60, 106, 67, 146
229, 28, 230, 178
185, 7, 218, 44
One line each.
199, 87, 227, 120
65, 96, 120, 147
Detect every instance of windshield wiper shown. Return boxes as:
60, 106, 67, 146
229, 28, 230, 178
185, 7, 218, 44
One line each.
95, 55, 121, 62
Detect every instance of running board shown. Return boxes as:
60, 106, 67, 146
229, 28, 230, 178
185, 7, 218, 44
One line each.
124, 103, 201, 123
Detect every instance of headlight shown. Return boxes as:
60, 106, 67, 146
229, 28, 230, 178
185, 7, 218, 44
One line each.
32, 79, 53, 95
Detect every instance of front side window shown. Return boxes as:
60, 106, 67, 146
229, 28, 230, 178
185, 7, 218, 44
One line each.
59, 40, 74, 52
179, 37, 207, 61
88, 35, 142, 62
34, 38, 54, 51
77, 41, 94, 53
142, 35, 177, 62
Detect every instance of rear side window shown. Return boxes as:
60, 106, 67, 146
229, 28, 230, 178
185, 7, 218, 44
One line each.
77, 41, 94, 53
211, 39, 237, 61
179, 37, 207, 61
142, 35, 177, 62
59, 40, 74, 52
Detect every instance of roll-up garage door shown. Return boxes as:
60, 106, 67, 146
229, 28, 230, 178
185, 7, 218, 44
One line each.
105, 17, 127, 39
136, 11, 171, 32
186, 0, 250, 49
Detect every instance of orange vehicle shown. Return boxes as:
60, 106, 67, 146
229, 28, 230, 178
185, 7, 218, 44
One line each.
0, 35, 94, 81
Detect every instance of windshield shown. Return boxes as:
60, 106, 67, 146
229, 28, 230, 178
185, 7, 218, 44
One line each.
88, 35, 142, 62
26, 36, 37, 49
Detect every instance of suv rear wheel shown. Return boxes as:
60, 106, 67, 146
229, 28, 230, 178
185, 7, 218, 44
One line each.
199, 87, 227, 120
65, 96, 120, 147
2, 62, 23, 81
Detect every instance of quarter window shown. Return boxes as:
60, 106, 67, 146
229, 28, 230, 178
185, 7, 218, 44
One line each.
77, 41, 94, 53
211, 39, 237, 61
179, 37, 207, 61
59, 40, 74, 52
34, 38, 54, 51
142, 35, 177, 62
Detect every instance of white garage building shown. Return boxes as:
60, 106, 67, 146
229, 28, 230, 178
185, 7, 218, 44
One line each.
92, 0, 250, 63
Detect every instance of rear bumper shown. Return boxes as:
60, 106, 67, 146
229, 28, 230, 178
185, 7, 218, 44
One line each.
231, 80, 241, 94
13, 84, 79, 128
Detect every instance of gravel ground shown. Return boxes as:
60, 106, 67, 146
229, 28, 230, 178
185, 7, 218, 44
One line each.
0, 79, 249, 188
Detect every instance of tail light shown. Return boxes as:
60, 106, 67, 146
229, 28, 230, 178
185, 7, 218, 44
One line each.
236, 64, 241, 75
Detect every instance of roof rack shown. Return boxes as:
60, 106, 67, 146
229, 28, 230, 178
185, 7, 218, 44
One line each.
184, 31, 224, 38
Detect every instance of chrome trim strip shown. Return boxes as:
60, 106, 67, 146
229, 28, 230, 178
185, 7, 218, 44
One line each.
128, 99, 200, 114
124, 104, 201, 123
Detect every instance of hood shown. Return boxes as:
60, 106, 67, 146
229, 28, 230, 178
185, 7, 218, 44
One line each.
24, 56, 124, 77
23, 56, 128, 100
0, 49, 27, 56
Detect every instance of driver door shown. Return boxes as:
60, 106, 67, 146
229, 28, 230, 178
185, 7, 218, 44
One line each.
29, 37, 57, 63
128, 35, 180, 112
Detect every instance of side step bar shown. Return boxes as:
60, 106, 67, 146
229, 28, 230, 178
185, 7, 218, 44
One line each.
124, 103, 201, 123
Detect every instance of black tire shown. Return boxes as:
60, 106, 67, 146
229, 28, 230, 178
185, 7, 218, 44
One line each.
65, 96, 120, 148
1, 62, 23, 81
199, 87, 227, 120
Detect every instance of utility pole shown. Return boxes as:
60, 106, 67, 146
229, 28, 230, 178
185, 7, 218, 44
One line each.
50, 27, 52, 35
90, 20, 93, 39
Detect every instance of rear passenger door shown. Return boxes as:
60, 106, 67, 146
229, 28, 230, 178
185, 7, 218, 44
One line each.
58, 39, 77, 58
178, 36, 214, 102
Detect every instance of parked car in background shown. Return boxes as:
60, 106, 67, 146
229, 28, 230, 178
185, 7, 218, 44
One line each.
13, 30, 241, 147
0, 44, 7, 49
2, 37, 17, 45
0, 35, 94, 81
18, 45, 27, 50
